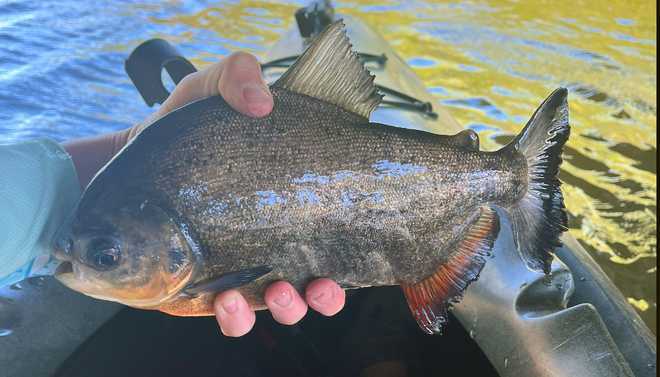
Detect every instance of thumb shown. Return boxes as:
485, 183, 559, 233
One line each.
218, 52, 274, 118
153, 61, 225, 119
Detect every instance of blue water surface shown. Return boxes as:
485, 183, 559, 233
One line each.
1, 1, 217, 142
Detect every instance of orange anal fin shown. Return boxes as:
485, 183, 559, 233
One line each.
402, 206, 500, 334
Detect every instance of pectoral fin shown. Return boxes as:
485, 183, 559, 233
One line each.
402, 207, 500, 334
183, 265, 273, 296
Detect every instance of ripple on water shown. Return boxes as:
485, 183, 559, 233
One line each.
407, 57, 438, 67
610, 143, 657, 174
615, 18, 635, 26
442, 97, 509, 122
567, 83, 620, 107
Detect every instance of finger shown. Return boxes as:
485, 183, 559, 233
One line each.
214, 290, 256, 337
305, 278, 345, 317
154, 61, 226, 119
218, 51, 273, 118
264, 281, 308, 325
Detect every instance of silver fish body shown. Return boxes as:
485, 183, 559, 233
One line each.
54, 22, 569, 334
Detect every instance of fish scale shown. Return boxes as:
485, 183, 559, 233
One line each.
146, 91, 513, 284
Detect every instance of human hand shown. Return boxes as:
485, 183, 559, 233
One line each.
120, 51, 275, 143
130, 52, 346, 337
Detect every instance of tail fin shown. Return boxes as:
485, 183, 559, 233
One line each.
504, 88, 570, 273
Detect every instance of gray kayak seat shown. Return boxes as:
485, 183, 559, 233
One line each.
0, 3, 655, 377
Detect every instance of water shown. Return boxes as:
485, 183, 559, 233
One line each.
0, 1, 655, 332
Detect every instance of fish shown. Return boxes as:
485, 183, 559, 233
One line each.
53, 21, 570, 334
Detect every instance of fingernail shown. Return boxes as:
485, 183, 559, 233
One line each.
274, 289, 292, 308
242, 82, 272, 117
312, 286, 335, 306
222, 298, 239, 314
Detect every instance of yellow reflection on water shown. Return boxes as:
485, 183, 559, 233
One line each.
154, 0, 656, 332
628, 298, 650, 312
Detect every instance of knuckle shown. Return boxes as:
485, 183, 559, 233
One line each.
227, 51, 257, 63
225, 51, 260, 72
177, 72, 197, 88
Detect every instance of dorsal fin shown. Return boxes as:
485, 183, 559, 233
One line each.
273, 21, 382, 119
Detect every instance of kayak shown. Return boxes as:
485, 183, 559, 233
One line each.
0, 2, 654, 377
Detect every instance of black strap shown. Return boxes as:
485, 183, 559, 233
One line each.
376, 85, 438, 119
124, 39, 197, 106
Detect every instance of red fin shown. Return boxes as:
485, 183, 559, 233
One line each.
402, 207, 500, 334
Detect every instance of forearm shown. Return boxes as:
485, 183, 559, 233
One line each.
62, 129, 131, 189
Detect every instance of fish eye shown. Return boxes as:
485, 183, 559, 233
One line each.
86, 237, 121, 271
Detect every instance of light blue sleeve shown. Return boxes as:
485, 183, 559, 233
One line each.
0, 139, 81, 286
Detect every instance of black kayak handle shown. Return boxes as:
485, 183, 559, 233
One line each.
124, 39, 197, 106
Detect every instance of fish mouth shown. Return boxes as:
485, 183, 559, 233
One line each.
54, 261, 73, 276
